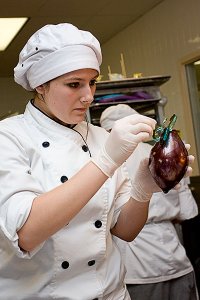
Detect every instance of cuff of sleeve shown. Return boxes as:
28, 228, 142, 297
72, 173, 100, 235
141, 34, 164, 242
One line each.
0, 227, 45, 259
13, 240, 45, 259
91, 145, 119, 177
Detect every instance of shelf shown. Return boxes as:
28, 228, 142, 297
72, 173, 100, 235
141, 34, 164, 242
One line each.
95, 75, 171, 93
90, 98, 160, 107
89, 75, 171, 126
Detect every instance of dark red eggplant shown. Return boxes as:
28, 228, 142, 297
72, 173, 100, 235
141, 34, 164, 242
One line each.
149, 114, 188, 193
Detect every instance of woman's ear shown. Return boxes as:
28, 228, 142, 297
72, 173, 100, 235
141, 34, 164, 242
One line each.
35, 85, 45, 94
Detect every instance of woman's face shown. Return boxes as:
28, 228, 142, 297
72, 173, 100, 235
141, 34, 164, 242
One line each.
35, 68, 99, 125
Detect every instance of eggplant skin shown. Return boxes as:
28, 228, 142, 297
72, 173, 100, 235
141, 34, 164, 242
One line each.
149, 130, 188, 193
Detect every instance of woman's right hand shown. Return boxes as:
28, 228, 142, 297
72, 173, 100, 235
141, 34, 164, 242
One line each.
105, 114, 156, 166
92, 114, 156, 177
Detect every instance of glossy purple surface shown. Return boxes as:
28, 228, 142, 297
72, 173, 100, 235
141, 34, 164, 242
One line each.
149, 130, 188, 193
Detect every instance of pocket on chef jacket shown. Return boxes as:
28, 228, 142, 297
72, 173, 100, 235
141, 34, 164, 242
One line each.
104, 283, 131, 300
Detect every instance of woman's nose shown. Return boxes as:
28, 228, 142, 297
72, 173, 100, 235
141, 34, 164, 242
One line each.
80, 86, 94, 104
80, 95, 94, 105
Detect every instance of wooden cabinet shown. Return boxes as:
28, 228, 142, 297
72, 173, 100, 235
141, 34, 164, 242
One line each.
88, 75, 171, 126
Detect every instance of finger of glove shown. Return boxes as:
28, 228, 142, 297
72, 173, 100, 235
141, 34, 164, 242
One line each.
120, 131, 155, 148
184, 143, 191, 151
173, 183, 181, 190
184, 166, 193, 178
127, 122, 155, 137
109, 114, 156, 144
110, 123, 155, 145
113, 115, 156, 135
183, 155, 195, 178
121, 114, 157, 128
188, 155, 195, 164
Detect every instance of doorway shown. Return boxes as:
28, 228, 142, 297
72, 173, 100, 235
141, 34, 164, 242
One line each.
185, 59, 200, 170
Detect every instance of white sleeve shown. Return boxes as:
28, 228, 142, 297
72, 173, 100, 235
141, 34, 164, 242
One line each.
0, 126, 44, 258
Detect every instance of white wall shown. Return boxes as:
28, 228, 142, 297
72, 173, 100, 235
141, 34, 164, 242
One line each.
100, 0, 200, 175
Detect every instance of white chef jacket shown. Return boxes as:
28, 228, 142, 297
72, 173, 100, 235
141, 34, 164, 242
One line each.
114, 143, 198, 284
0, 101, 132, 300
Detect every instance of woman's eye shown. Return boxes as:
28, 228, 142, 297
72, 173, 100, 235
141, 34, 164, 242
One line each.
90, 80, 97, 86
68, 82, 80, 88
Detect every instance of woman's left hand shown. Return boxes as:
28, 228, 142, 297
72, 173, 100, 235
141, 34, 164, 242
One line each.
184, 144, 195, 178
130, 143, 195, 201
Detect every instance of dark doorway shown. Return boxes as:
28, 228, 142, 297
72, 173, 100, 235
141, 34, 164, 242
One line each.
185, 60, 200, 170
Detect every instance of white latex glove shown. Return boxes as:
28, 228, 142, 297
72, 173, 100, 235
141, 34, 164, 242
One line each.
92, 114, 156, 177
130, 157, 161, 202
184, 144, 195, 178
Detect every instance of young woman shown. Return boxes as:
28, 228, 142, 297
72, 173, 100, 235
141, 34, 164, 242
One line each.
0, 23, 193, 300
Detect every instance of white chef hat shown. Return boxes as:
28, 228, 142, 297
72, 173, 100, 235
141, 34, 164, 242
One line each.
14, 23, 102, 91
100, 104, 138, 131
